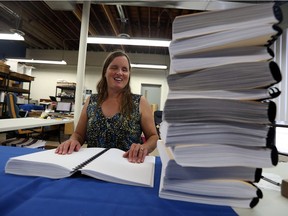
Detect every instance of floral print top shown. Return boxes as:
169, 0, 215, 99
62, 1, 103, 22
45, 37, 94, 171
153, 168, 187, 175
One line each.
86, 94, 143, 151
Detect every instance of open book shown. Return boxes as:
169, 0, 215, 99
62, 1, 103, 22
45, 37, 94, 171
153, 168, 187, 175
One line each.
157, 140, 262, 182
170, 24, 279, 57
172, 3, 282, 40
168, 61, 282, 91
163, 98, 276, 124
171, 144, 278, 168
169, 46, 273, 74
160, 121, 275, 148
157, 141, 262, 208
167, 87, 281, 102
5, 147, 155, 187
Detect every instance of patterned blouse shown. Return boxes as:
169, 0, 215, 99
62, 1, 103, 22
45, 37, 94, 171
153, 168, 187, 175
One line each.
86, 94, 143, 151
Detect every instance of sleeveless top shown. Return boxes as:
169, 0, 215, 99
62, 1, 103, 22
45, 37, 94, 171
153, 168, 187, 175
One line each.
86, 94, 143, 151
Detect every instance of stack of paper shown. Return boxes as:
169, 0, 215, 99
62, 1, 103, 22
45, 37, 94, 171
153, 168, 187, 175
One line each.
159, 2, 288, 208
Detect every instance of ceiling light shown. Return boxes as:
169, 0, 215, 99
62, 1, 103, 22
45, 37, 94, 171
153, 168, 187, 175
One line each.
131, 63, 167, 70
87, 36, 170, 47
0, 33, 24, 41
6, 59, 67, 65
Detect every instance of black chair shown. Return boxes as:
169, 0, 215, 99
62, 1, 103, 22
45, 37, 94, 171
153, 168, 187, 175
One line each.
154, 110, 163, 139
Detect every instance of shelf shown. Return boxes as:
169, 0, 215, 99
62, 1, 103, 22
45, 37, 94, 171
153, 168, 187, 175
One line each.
56, 85, 76, 103
0, 70, 9, 76
56, 85, 76, 90
9, 71, 34, 82
0, 65, 35, 118
56, 96, 75, 100
7, 87, 30, 94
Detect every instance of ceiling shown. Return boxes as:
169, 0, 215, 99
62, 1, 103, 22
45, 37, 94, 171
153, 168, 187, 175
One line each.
0, 1, 255, 56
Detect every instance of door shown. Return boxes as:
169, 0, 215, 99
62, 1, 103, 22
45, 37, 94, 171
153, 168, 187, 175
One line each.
141, 84, 161, 111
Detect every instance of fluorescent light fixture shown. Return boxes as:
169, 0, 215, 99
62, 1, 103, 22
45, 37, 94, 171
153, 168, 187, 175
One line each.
6, 58, 67, 65
131, 63, 167, 70
0, 33, 24, 41
87, 36, 170, 47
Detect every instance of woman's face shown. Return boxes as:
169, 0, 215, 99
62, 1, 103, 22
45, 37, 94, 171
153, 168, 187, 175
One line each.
105, 56, 130, 91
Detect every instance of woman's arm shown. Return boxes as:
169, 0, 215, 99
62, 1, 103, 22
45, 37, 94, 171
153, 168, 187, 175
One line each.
55, 97, 90, 154
123, 96, 159, 163
139, 96, 159, 153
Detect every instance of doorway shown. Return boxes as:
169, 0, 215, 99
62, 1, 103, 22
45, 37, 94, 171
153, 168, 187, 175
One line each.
141, 84, 161, 111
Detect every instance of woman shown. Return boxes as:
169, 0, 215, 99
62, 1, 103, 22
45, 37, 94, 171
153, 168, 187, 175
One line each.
55, 50, 159, 163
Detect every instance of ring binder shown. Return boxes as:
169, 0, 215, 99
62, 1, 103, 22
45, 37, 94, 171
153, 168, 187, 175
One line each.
5, 148, 156, 187
71, 147, 110, 174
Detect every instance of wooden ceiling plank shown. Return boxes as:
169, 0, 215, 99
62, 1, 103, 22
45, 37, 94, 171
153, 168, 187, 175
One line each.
101, 4, 119, 36
74, 4, 107, 52
101, 4, 126, 51
0, 1, 199, 55
41, 2, 81, 40
14, 2, 66, 49
22, 21, 61, 49
122, 6, 133, 37
135, 7, 142, 37
31, 2, 79, 47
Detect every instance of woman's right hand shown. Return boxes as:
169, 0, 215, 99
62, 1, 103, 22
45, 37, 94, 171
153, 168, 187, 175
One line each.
55, 139, 81, 155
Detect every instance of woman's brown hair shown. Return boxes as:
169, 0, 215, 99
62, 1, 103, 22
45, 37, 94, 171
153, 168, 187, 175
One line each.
96, 50, 133, 117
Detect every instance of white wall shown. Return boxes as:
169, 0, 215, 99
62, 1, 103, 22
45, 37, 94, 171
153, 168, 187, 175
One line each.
26, 49, 170, 110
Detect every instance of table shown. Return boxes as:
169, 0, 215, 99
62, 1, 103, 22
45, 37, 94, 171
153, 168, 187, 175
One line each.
234, 163, 288, 216
0, 146, 236, 216
0, 117, 74, 132
273, 121, 288, 128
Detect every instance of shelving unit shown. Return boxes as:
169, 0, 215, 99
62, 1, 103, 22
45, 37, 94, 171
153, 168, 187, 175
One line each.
0, 71, 9, 92
55, 83, 76, 102
0, 70, 35, 118
7, 71, 34, 96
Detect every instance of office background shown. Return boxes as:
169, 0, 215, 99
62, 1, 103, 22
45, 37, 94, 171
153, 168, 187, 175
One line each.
25, 28, 288, 120
25, 49, 170, 111
1, 1, 287, 120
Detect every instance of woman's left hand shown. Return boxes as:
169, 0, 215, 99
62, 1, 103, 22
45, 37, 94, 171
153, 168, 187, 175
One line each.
123, 143, 148, 163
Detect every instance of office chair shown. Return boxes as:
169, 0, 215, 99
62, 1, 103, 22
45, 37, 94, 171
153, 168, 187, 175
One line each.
4, 93, 61, 143
154, 110, 163, 139
5, 92, 43, 138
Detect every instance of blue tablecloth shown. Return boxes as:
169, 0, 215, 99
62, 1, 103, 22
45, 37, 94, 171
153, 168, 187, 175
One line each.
0, 146, 236, 216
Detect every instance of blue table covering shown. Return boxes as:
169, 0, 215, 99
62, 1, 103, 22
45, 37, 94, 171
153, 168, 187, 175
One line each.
0, 146, 236, 216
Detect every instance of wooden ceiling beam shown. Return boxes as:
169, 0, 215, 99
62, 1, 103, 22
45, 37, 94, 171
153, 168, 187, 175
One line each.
100, 4, 125, 51
1, 1, 63, 49
135, 7, 142, 37
73, 4, 106, 52
22, 20, 62, 49
122, 6, 133, 37
101, 4, 119, 36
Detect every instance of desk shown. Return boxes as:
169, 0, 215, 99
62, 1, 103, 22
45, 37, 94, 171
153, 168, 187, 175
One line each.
0, 117, 74, 133
273, 121, 288, 128
234, 163, 288, 216
0, 146, 235, 216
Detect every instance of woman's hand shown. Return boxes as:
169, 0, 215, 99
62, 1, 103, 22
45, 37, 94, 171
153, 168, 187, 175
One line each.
123, 143, 148, 163
55, 139, 81, 155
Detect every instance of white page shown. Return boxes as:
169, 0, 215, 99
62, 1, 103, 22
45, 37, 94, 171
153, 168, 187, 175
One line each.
5, 148, 105, 178
81, 148, 155, 187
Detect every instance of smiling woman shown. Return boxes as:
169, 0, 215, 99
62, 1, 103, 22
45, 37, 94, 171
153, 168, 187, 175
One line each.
55, 50, 159, 163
